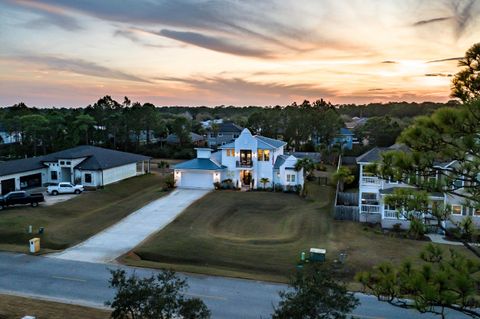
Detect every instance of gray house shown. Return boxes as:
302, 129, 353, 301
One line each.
206, 122, 243, 147
0, 145, 150, 194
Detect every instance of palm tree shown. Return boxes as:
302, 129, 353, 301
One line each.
260, 177, 269, 189
294, 158, 315, 180
333, 166, 355, 192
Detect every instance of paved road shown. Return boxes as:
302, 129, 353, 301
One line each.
0, 252, 469, 319
50, 189, 209, 263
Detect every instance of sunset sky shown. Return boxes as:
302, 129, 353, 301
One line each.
0, 0, 479, 107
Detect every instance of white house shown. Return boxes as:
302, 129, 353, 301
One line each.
174, 128, 304, 190
356, 144, 477, 230
0, 124, 21, 144
0, 145, 151, 194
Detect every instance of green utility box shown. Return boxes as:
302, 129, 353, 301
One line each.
309, 248, 326, 262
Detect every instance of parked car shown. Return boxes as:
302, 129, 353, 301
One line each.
47, 182, 84, 195
0, 191, 45, 210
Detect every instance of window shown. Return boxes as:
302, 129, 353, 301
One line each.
452, 179, 463, 189
226, 149, 234, 157
384, 204, 397, 211
451, 205, 462, 215
257, 149, 270, 161
85, 173, 92, 184
474, 208, 480, 217
66, 161, 71, 165
51, 171, 58, 180
60, 161, 65, 165
286, 174, 295, 183
264, 150, 270, 161
291, 174, 295, 182
287, 175, 291, 182
258, 149, 263, 161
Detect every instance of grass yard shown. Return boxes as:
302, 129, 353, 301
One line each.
0, 173, 167, 252
125, 182, 472, 283
0, 294, 110, 319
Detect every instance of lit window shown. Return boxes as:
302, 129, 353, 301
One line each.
258, 149, 264, 161
451, 205, 462, 215
226, 149, 235, 157
264, 150, 270, 161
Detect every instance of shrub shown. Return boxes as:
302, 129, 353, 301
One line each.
392, 223, 402, 232
157, 161, 170, 169
408, 218, 426, 240
213, 182, 221, 189
164, 174, 175, 189
316, 163, 327, 171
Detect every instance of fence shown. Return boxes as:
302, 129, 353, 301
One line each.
334, 206, 360, 221
337, 192, 358, 206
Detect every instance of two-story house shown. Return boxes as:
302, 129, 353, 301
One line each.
206, 122, 243, 147
356, 144, 477, 230
174, 128, 304, 190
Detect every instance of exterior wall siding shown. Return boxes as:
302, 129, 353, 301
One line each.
102, 163, 137, 186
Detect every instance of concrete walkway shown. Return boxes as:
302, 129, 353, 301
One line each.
426, 233, 478, 246
49, 189, 210, 263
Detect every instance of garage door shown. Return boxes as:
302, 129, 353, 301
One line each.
20, 173, 42, 189
1, 179, 15, 195
180, 171, 214, 189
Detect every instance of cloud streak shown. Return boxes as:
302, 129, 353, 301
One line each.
413, 16, 451, 26
18, 56, 149, 83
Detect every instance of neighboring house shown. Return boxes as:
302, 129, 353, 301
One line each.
286, 152, 322, 163
129, 130, 158, 144
345, 117, 368, 130
356, 144, 473, 230
0, 124, 21, 144
164, 132, 205, 146
206, 122, 243, 147
174, 128, 304, 190
0, 145, 150, 194
331, 128, 354, 150
200, 119, 223, 129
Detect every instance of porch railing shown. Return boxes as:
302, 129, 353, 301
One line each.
361, 204, 380, 214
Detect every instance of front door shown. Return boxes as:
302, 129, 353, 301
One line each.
242, 171, 252, 186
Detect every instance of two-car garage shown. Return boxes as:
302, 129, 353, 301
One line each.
173, 153, 223, 190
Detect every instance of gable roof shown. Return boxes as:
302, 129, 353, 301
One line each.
173, 158, 224, 170
356, 144, 410, 164
273, 155, 289, 169
41, 145, 150, 170
0, 146, 150, 176
255, 135, 287, 149
0, 156, 47, 176
218, 122, 243, 133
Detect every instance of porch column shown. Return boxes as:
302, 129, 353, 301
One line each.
141, 161, 145, 174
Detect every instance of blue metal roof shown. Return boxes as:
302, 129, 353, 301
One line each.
273, 155, 289, 169
339, 128, 354, 135
174, 158, 224, 170
256, 135, 287, 149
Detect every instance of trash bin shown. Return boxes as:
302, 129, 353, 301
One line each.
29, 238, 40, 253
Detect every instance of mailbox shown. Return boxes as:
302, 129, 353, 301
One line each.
29, 238, 40, 253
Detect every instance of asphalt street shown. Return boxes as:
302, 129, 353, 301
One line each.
0, 252, 469, 319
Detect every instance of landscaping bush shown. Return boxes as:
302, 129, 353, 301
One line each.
164, 174, 176, 189
392, 223, 402, 232
408, 218, 426, 240
157, 161, 170, 169
316, 163, 327, 171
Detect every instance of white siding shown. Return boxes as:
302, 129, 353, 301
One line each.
0, 168, 46, 193
102, 163, 137, 186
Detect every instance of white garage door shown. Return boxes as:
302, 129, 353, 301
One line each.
180, 171, 214, 189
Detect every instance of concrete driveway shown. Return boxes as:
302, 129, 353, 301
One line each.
49, 188, 210, 263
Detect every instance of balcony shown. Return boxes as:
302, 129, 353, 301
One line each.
361, 176, 380, 185
384, 210, 399, 219
361, 204, 380, 214
236, 161, 253, 168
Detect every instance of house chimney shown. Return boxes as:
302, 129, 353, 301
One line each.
195, 148, 212, 159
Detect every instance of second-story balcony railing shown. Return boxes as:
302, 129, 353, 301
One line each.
361, 176, 380, 185
236, 161, 253, 168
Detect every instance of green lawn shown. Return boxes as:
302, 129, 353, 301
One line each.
126, 182, 472, 283
0, 173, 167, 253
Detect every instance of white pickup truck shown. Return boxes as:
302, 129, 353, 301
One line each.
47, 182, 84, 195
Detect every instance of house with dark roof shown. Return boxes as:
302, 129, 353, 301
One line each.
330, 128, 355, 150
206, 122, 243, 147
174, 128, 303, 190
0, 145, 150, 194
356, 144, 471, 230
0, 124, 21, 145
164, 132, 205, 146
